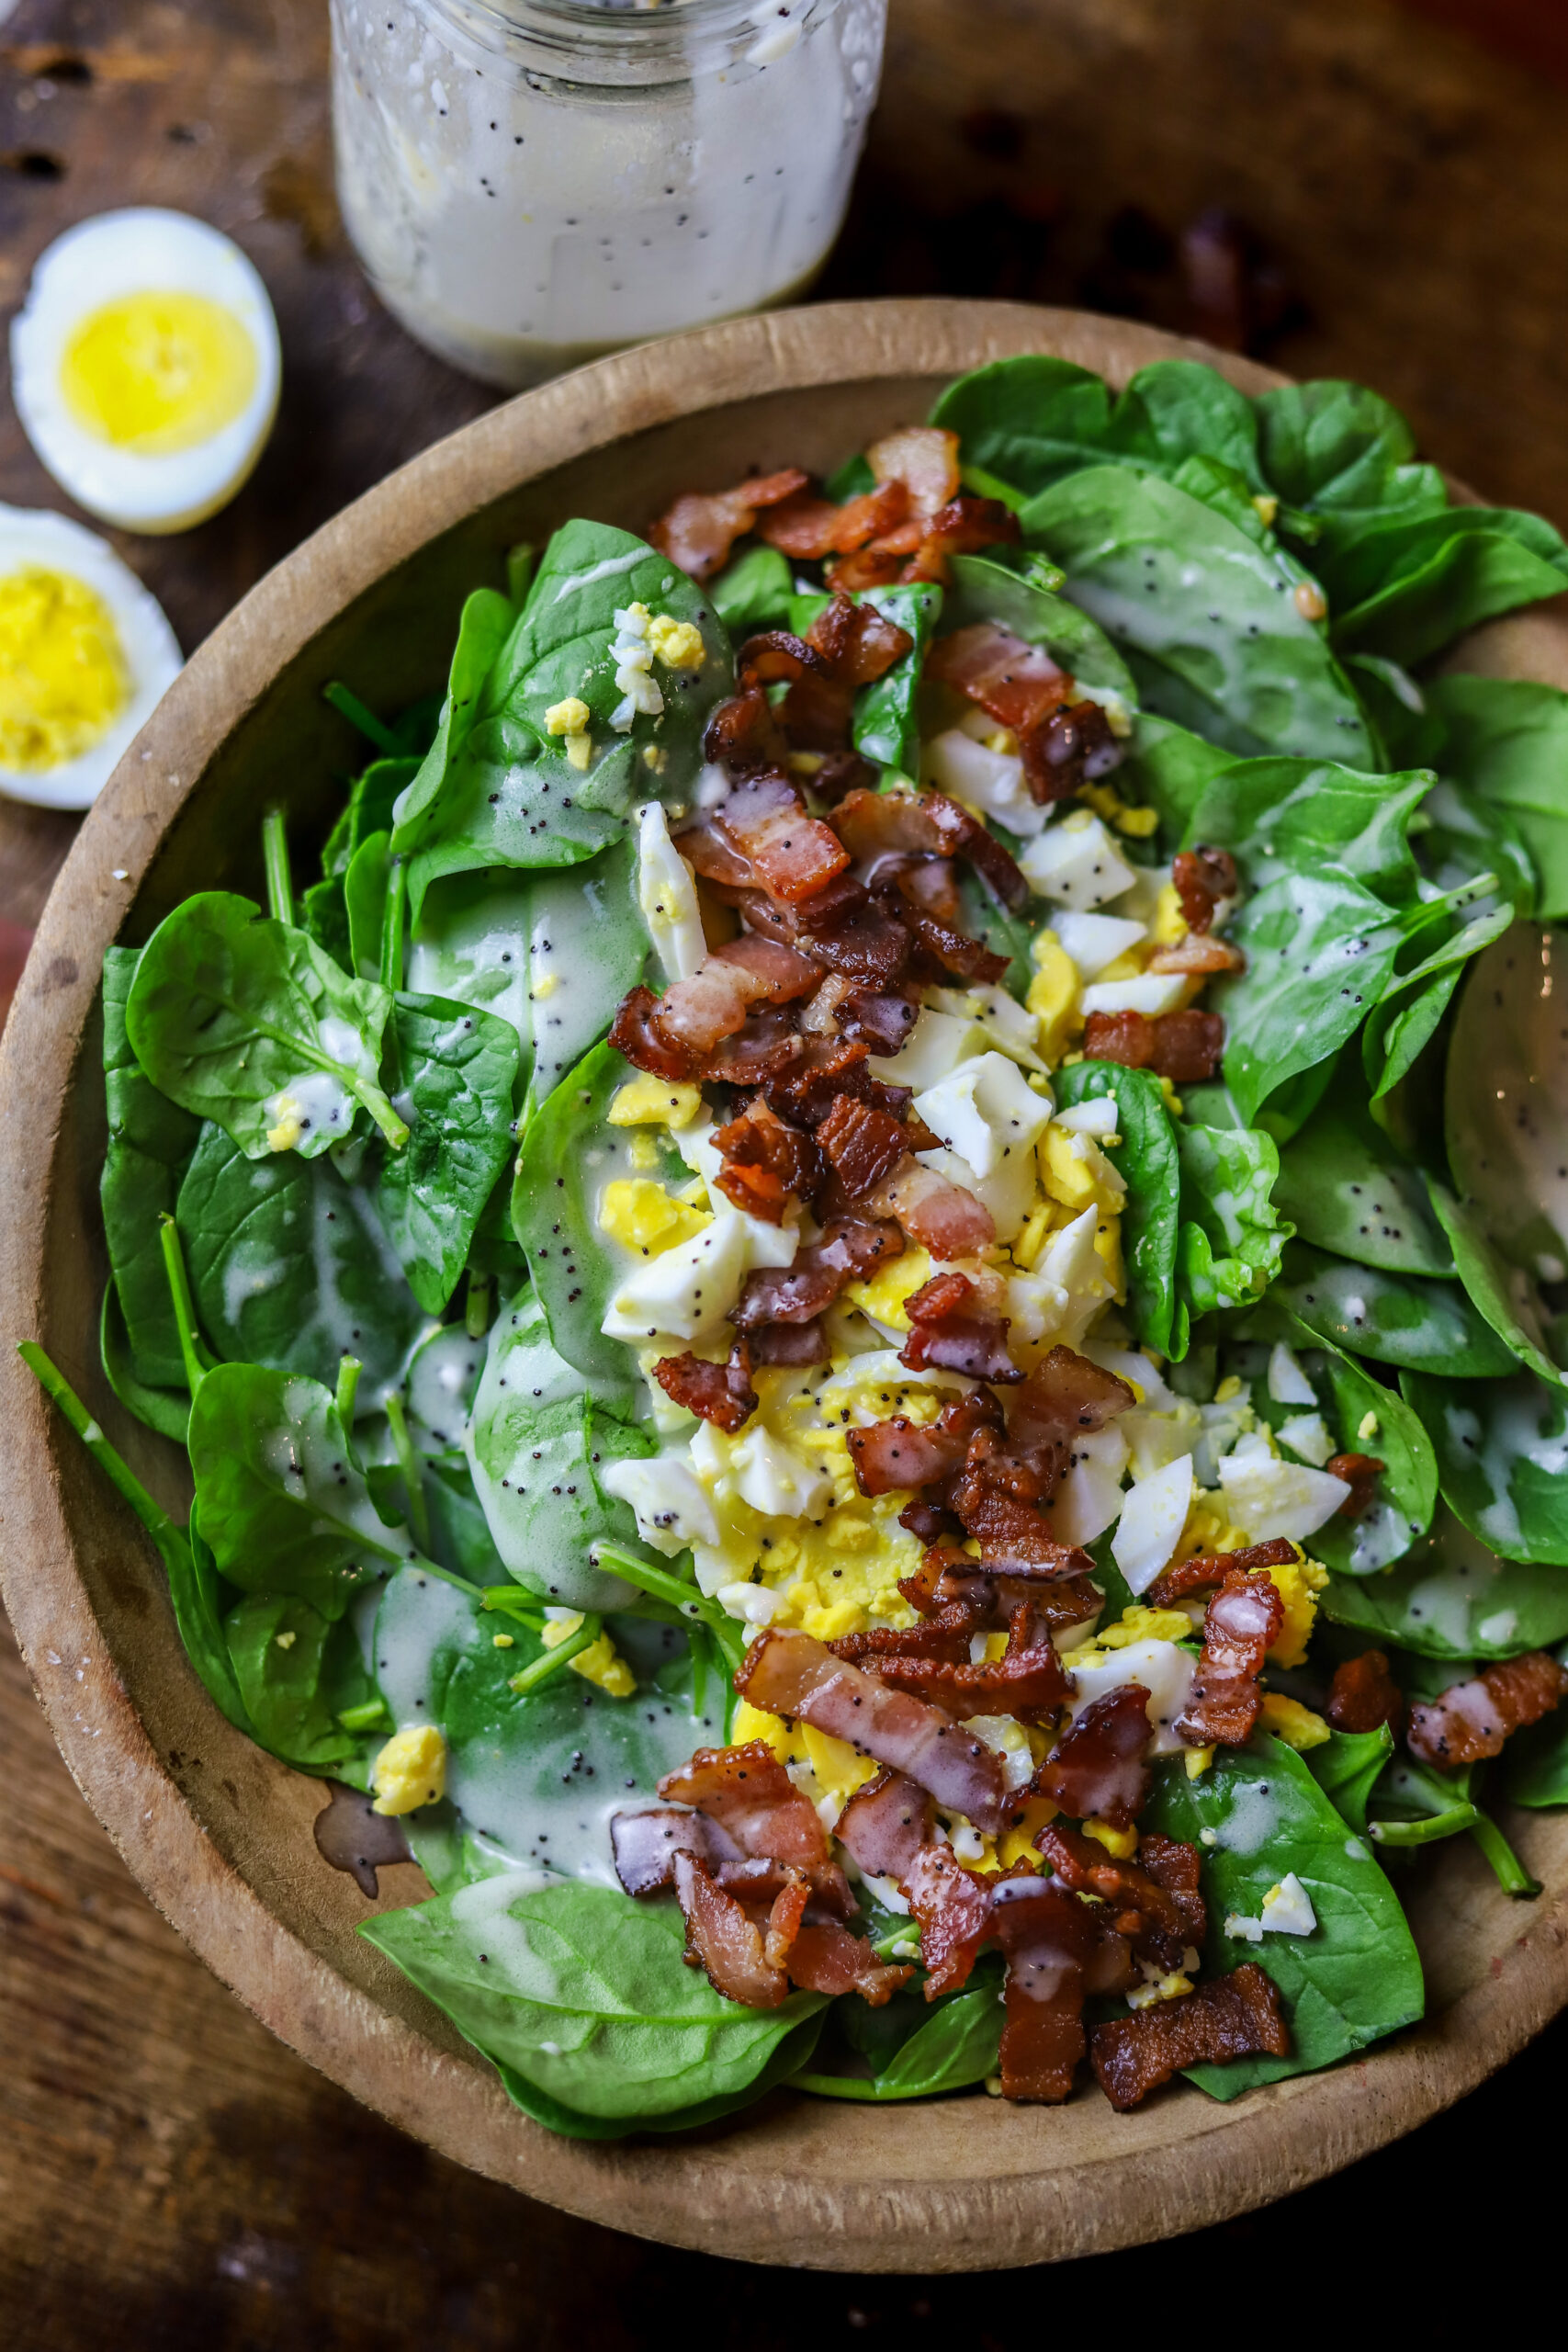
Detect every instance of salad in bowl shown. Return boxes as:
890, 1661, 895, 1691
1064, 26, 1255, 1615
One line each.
28, 347, 1568, 2141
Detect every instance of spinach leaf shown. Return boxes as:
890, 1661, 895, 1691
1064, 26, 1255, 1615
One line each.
1361, 899, 1515, 1109
464, 1285, 647, 1612
405, 1319, 487, 1453
100, 944, 201, 1391
321, 753, 423, 880
1427, 1180, 1568, 1389
1506, 1663, 1568, 1806
390, 526, 734, 919
1318, 1504, 1568, 1658
1214, 869, 1408, 1127
1402, 1369, 1568, 1566
931, 355, 1266, 498
1413, 777, 1536, 923
1176, 1121, 1291, 1318
708, 542, 795, 637
797, 1974, 1004, 2102
100, 1281, 191, 1444
360, 1876, 826, 2123
1018, 465, 1371, 763
1252, 379, 1445, 548
125, 891, 405, 1159
224, 1590, 378, 1771
1053, 1058, 1183, 1355
177, 1121, 424, 1396
189, 1362, 412, 1616
1307, 1724, 1394, 1836
1269, 1239, 1517, 1377
942, 553, 1137, 704
1384, 674, 1568, 923
374, 992, 520, 1315
1443, 923, 1568, 1280
1143, 1736, 1423, 2098
855, 582, 942, 773
493, 2013, 826, 2141
1325, 507, 1568, 668
1116, 713, 1234, 843
344, 829, 393, 982
1185, 755, 1429, 905
1272, 1062, 1455, 1277
955, 851, 1037, 1003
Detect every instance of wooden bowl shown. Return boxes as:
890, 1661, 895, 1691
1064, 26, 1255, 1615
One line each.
3, 299, 1566, 2271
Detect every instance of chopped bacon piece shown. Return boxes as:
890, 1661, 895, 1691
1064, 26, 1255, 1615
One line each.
926, 622, 1070, 738
673, 1851, 788, 2006
713, 1098, 821, 1224
1090, 1962, 1290, 2111
874, 1598, 1073, 1723
991, 1872, 1097, 2102
898, 1270, 1021, 1385
610, 982, 698, 1080
951, 1466, 1096, 1580
902, 1841, 996, 1995
707, 1854, 857, 1921
1146, 1536, 1299, 1610
748, 1319, 830, 1367
839, 988, 922, 1053
734, 1628, 1010, 1832
1083, 1007, 1226, 1084
867, 424, 962, 522
804, 591, 915, 685
870, 1159, 997, 1260
903, 496, 1021, 586
704, 1011, 803, 1084
1035, 1822, 1201, 1969
730, 1215, 902, 1331
826, 544, 908, 594
1147, 933, 1247, 977
1011, 1343, 1135, 1455
763, 1035, 901, 1126
653, 1344, 758, 1432
1172, 846, 1237, 935
829, 1599, 987, 1672
1034, 1686, 1153, 1828
652, 959, 759, 1055
761, 1873, 811, 1971
649, 466, 812, 580
788, 1920, 916, 2004
1020, 699, 1123, 805
680, 810, 761, 890
1325, 1452, 1384, 1521
833, 1770, 935, 1883
718, 775, 852, 904
1173, 1569, 1285, 1748
711, 933, 822, 1003
611, 1805, 746, 1895
1138, 1832, 1209, 1951
658, 1740, 830, 1871
1325, 1649, 1404, 1737
1406, 1651, 1568, 1769
831, 786, 1029, 910
888, 880, 1011, 986
755, 478, 910, 561
818, 1092, 918, 1198
846, 1389, 1005, 1499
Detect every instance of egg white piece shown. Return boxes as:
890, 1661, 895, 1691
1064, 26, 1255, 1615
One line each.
0, 503, 181, 809
11, 209, 281, 534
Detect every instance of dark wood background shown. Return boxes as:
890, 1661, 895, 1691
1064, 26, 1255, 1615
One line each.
4, 0, 1568, 2338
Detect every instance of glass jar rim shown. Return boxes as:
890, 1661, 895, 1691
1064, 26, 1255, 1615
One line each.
423, 0, 827, 52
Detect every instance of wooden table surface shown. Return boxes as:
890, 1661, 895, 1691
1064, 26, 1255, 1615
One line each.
5, 0, 1568, 2336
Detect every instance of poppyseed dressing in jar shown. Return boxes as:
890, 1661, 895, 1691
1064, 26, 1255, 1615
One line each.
331, 0, 886, 387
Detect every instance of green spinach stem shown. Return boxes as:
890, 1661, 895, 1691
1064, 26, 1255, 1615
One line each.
157, 1213, 214, 1397
379, 856, 407, 994
334, 1354, 362, 1424
323, 680, 400, 754
17, 1341, 189, 1562
509, 1612, 602, 1695
261, 805, 294, 928
382, 1391, 432, 1555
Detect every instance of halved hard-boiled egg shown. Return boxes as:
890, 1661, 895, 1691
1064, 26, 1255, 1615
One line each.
0, 504, 182, 808
10, 210, 281, 535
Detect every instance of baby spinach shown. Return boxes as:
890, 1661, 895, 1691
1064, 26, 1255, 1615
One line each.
391, 525, 733, 920
1324, 506, 1568, 669
854, 582, 942, 774
1116, 713, 1235, 842
224, 1590, 378, 1772
1176, 1121, 1291, 1319
361, 1876, 826, 2123
125, 891, 405, 1159
1053, 1059, 1182, 1356
708, 542, 795, 637
320, 753, 423, 882
1018, 464, 1371, 764
797, 1972, 1003, 2102
1318, 1504, 1568, 1659
1214, 869, 1408, 1127
1273, 1063, 1454, 1277
1361, 899, 1515, 1109
189, 1362, 412, 1617
1414, 776, 1536, 923
1307, 1724, 1394, 1836
1402, 1369, 1568, 1566
374, 992, 520, 1315
942, 553, 1137, 703
1506, 1670, 1568, 1807
1143, 1735, 1423, 2098
1269, 1239, 1517, 1377
1185, 755, 1429, 905
1427, 1181, 1568, 1389
177, 1121, 423, 1397
99, 1282, 191, 1445
931, 355, 1266, 500
494, 2013, 827, 2142
100, 945, 201, 1393
1252, 379, 1445, 560
1382, 673, 1568, 923
344, 830, 394, 983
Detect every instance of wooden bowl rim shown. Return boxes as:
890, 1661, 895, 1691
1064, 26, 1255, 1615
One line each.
3, 298, 1566, 2272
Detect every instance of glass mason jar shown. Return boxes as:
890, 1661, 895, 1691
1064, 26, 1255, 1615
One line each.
331, 0, 887, 388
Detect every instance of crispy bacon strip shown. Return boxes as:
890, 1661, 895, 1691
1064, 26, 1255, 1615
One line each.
713, 1098, 821, 1225
610, 982, 698, 1080
718, 775, 852, 904
888, 878, 1011, 986
831, 786, 1029, 910
1013, 1343, 1134, 1453
1019, 699, 1124, 805
1172, 846, 1237, 935
1325, 1452, 1385, 1521
1406, 1651, 1568, 1769
818, 1092, 921, 1198
925, 622, 1070, 737
734, 1628, 1010, 1832
1146, 1536, 1299, 1610
649, 466, 811, 580
748, 1320, 830, 1367
833, 1770, 935, 1883
872, 1598, 1073, 1723
1083, 1007, 1225, 1084
870, 1159, 997, 1260
1035, 1822, 1202, 1969
654, 1345, 758, 1432
658, 1740, 830, 1870
830, 1600, 983, 1671
838, 988, 921, 1053
755, 479, 909, 560
899, 1270, 1021, 1385
991, 1871, 1097, 2102
785, 1922, 915, 2005
1033, 1686, 1153, 1829
902, 1841, 996, 1995
1146, 933, 1247, 977
673, 1851, 789, 2007
610, 1805, 746, 1895
1325, 1649, 1404, 1736
1089, 1963, 1290, 2111
806, 591, 915, 684
730, 1216, 902, 1330
951, 1466, 1096, 1580
705, 1011, 803, 1085
901, 495, 1021, 586
711, 933, 822, 1003
868, 425, 963, 523
846, 1389, 1004, 1498
1173, 1569, 1285, 1748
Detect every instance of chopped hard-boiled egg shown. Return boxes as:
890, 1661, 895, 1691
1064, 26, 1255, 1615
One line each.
923, 724, 1045, 835
11, 209, 281, 533
0, 503, 181, 809
1051, 908, 1147, 980
1276, 1410, 1335, 1467
1079, 971, 1188, 1018
1225, 1871, 1317, 1941
1111, 1452, 1194, 1593
371, 1723, 446, 1815
602, 1453, 721, 1555
1267, 1341, 1318, 1406
843, 1245, 934, 1335
637, 800, 706, 981
597, 1177, 710, 1256
912, 1050, 1054, 1238
1217, 1429, 1351, 1543
1061, 1634, 1196, 1756
608, 1072, 705, 1129
1018, 811, 1137, 909
1025, 929, 1081, 1065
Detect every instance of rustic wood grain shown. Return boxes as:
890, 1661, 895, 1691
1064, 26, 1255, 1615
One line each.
3, 0, 1568, 2331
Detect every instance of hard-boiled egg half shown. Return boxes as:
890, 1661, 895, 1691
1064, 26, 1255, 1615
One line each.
0, 504, 181, 808
10, 209, 281, 535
